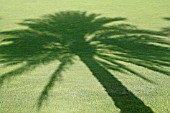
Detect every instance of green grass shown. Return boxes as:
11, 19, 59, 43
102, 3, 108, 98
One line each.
0, 59, 169, 113
0, 0, 170, 113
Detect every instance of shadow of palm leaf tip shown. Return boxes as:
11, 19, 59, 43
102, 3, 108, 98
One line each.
0, 11, 170, 113
162, 17, 170, 35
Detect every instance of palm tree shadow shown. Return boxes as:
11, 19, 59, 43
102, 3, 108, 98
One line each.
0, 11, 170, 113
162, 17, 170, 35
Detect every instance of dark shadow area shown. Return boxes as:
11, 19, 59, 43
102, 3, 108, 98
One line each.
80, 55, 153, 113
162, 17, 170, 35
0, 11, 170, 112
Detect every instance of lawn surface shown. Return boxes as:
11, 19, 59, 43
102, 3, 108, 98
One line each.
0, 0, 170, 113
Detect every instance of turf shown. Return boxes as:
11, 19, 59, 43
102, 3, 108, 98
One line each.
0, 0, 170, 113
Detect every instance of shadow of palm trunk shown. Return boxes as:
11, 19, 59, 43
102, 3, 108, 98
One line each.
79, 55, 153, 113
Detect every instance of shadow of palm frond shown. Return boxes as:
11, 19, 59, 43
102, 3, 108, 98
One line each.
0, 11, 170, 113
162, 17, 170, 35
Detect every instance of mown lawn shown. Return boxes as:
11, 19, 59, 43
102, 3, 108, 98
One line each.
0, 0, 170, 113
